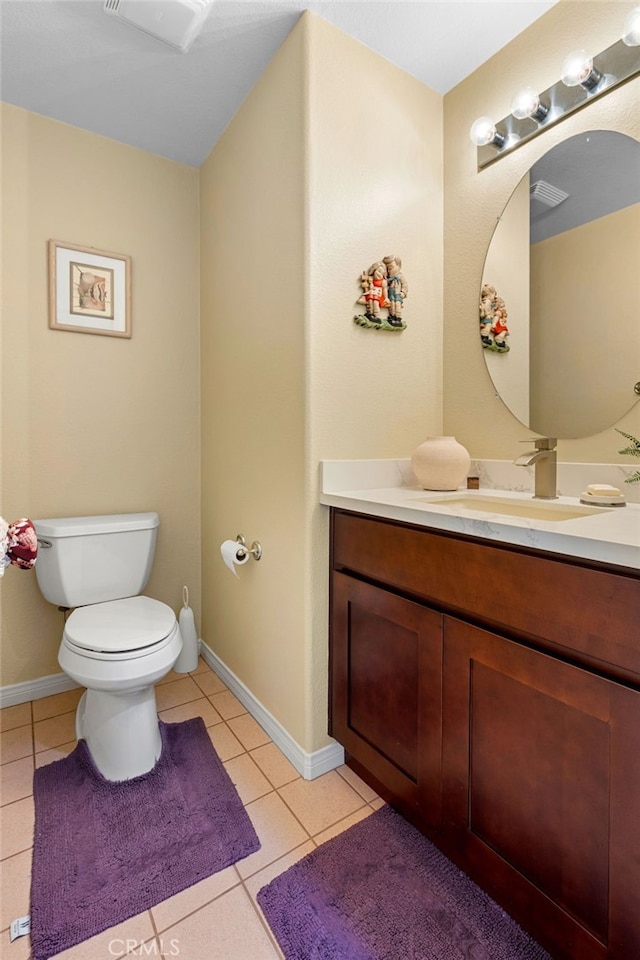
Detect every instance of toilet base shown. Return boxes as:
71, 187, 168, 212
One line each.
77, 686, 162, 781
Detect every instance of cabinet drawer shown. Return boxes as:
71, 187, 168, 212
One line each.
331, 509, 640, 681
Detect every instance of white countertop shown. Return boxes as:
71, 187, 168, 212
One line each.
320, 460, 640, 571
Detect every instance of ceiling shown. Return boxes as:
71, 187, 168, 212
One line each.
0, 0, 557, 167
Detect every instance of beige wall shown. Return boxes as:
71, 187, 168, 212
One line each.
1, 104, 201, 686
306, 15, 442, 750
200, 16, 308, 747
444, 0, 640, 461
200, 12, 443, 753
530, 203, 640, 436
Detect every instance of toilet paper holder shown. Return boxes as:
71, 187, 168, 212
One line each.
235, 534, 262, 562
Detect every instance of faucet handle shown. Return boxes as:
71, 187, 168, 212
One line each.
519, 437, 557, 450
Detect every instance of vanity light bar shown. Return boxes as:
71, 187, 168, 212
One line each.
473, 37, 640, 170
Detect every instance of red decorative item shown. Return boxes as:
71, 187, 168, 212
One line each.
7, 518, 38, 570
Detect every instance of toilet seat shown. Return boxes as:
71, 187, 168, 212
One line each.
64, 596, 176, 657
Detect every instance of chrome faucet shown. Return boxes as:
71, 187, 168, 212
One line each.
514, 437, 558, 500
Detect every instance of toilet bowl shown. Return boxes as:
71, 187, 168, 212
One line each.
33, 513, 183, 781
59, 596, 183, 780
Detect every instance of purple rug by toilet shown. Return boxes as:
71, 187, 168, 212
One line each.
258, 805, 551, 960
30, 717, 260, 960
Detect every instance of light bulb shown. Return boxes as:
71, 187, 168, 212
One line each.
510, 87, 549, 122
469, 116, 505, 148
622, 6, 640, 45
561, 49, 603, 90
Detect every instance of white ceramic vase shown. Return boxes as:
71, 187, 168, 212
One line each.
411, 436, 471, 491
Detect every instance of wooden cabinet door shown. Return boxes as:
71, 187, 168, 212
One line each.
442, 616, 640, 960
330, 572, 443, 826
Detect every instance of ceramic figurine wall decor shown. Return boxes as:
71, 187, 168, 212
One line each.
356, 262, 388, 323
479, 283, 509, 351
354, 255, 407, 331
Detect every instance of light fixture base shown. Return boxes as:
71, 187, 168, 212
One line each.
476, 38, 640, 170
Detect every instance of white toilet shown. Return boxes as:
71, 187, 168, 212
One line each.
33, 512, 183, 781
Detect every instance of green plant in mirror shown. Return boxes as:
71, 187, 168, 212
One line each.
616, 429, 640, 484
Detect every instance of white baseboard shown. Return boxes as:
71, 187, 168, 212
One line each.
0, 645, 345, 784
0, 672, 80, 708
199, 641, 344, 781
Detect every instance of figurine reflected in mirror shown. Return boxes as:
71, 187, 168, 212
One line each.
479, 282, 510, 351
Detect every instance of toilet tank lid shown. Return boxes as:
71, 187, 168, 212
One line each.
33, 512, 159, 538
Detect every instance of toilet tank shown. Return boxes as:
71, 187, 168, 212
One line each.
33, 513, 160, 607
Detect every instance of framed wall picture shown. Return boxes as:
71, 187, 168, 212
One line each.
48, 240, 131, 338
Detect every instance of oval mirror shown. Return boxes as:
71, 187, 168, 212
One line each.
480, 130, 640, 439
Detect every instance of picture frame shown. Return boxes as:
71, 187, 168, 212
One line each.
48, 240, 131, 338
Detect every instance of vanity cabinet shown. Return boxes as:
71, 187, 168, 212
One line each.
329, 508, 640, 960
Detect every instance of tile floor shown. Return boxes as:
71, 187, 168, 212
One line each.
1, 657, 384, 960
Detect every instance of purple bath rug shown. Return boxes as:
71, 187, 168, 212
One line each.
258, 804, 551, 960
31, 717, 260, 960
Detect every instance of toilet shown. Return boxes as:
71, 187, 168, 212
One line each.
33, 512, 183, 781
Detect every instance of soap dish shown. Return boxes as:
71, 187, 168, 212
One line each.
579, 491, 627, 507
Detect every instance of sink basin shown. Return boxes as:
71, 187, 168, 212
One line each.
418, 494, 611, 522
